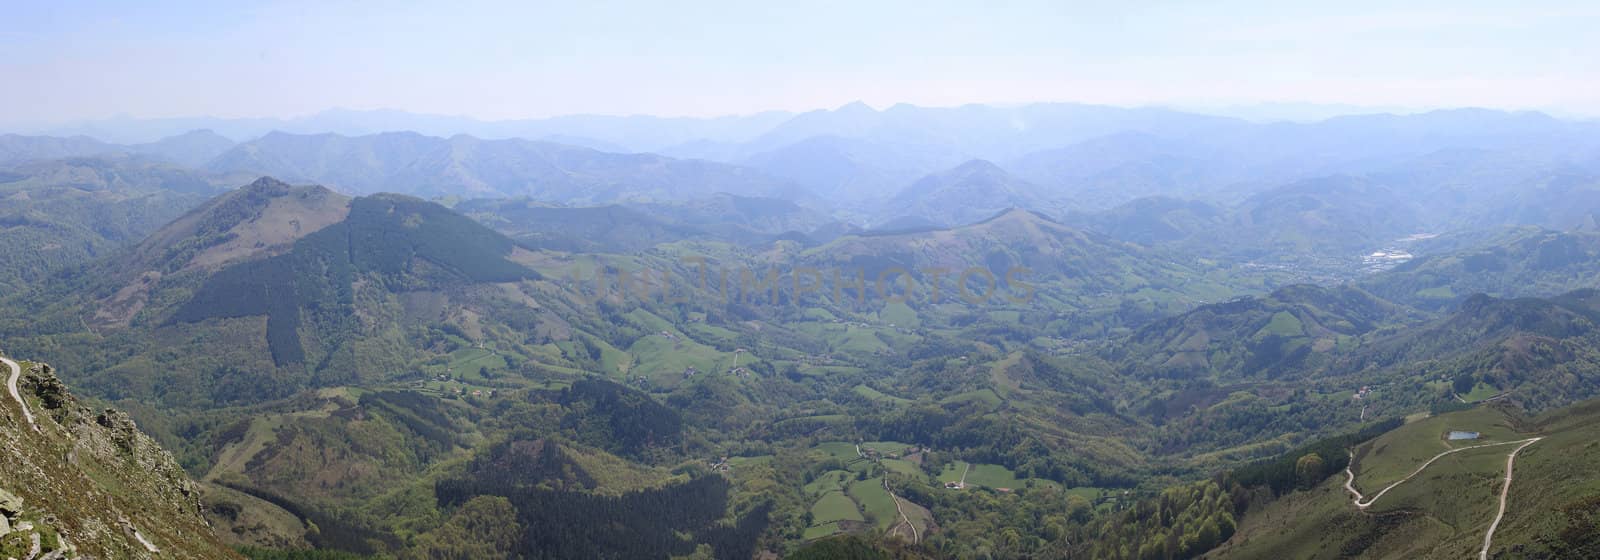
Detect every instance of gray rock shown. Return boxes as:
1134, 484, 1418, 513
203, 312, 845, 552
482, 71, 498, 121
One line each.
0, 487, 22, 516
0, 511, 10, 535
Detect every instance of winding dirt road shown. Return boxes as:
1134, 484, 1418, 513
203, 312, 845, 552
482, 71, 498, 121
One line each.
1479, 438, 1540, 560
1342, 437, 1540, 508
857, 444, 921, 544
1341, 436, 1542, 559
883, 476, 919, 543
3, 355, 38, 431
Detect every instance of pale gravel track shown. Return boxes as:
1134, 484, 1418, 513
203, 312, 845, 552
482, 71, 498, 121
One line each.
1343, 437, 1540, 508
3, 355, 38, 431
883, 476, 919, 544
1480, 438, 1540, 560
1340, 436, 1542, 559
132, 528, 161, 553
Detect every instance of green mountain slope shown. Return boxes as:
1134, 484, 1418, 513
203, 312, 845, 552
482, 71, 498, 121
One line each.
625, 193, 840, 239
459, 193, 840, 252
1363, 228, 1600, 310
1211, 400, 1600, 559
0, 350, 239, 558
1066, 196, 1227, 245
1115, 284, 1421, 381
801, 207, 1265, 333
0, 155, 239, 294
1333, 289, 1600, 414
880, 160, 1047, 228
0, 176, 547, 407
456, 199, 708, 252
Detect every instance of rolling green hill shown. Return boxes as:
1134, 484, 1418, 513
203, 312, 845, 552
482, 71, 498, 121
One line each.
0, 176, 550, 407
1363, 228, 1600, 310
799, 207, 1268, 335
1114, 284, 1421, 381
0, 155, 240, 294
1066, 196, 1227, 245
459, 200, 707, 252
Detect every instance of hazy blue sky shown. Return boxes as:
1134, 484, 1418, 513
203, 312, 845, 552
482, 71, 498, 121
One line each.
2, 0, 1596, 123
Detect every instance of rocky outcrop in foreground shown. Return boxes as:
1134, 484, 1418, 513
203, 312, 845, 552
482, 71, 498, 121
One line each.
0, 352, 238, 559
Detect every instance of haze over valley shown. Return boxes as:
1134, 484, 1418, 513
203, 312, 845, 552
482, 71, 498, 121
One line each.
3, 2, 1600, 559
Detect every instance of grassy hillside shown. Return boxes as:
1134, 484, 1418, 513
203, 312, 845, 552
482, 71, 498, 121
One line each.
1211, 401, 1600, 559
0, 351, 240, 558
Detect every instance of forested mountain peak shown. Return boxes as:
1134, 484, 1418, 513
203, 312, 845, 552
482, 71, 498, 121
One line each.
1362, 228, 1600, 310
128, 176, 352, 274
881, 161, 1046, 227
1443, 291, 1598, 340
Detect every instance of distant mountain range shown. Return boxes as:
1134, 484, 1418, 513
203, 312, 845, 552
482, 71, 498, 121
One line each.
4, 103, 1600, 303
10, 103, 1600, 216
19, 104, 1600, 209
24, 108, 798, 151
727, 134, 971, 207
205, 131, 807, 201
1, 129, 813, 204
0, 129, 236, 168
